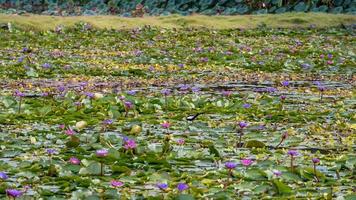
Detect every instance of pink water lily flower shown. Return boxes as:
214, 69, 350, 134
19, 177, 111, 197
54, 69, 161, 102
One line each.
111, 180, 124, 187
241, 159, 253, 167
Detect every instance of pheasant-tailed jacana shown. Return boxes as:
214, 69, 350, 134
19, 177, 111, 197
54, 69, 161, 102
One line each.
186, 113, 203, 121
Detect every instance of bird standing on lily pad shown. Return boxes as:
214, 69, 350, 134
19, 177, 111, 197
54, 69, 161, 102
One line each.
186, 112, 203, 121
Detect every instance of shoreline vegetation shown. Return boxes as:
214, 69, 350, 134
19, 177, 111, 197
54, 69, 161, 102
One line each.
0, 13, 355, 31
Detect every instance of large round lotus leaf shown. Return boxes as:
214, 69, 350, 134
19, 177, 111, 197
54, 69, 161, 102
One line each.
236, 4, 249, 14
318, 5, 329, 12
253, 8, 268, 14
275, 7, 287, 13
330, 6, 343, 13
150, 8, 164, 15
334, 0, 344, 6
160, 11, 172, 16
199, 0, 217, 10
200, 9, 216, 15
294, 2, 309, 12
345, 10, 356, 14
345, 6, 356, 13
269, 6, 277, 13
310, 7, 319, 12
176, 0, 194, 6
23, 5, 32, 12
188, 7, 199, 12
271, 0, 282, 6
218, 0, 238, 7
349, 2, 356, 9
83, 10, 97, 16
222, 7, 238, 15
121, 12, 131, 17
343, 0, 351, 7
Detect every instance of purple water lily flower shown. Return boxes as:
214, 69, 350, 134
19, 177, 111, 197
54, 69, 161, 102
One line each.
258, 125, 266, 130
157, 183, 168, 190
222, 90, 232, 97
22, 47, 29, 53
41, 92, 49, 97
133, 50, 143, 56
127, 90, 137, 95
14, 90, 25, 97
313, 81, 321, 86
200, 57, 209, 62
118, 95, 126, 100
161, 88, 171, 96
96, 149, 109, 157
177, 183, 189, 192
191, 86, 201, 93
243, 103, 251, 108
282, 80, 290, 87
42, 63, 51, 69
176, 138, 185, 145
273, 170, 282, 177
102, 119, 113, 125
57, 85, 65, 92
300, 58, 309, 66
17, 56, 24, 63
225, 161, 237, 169
267, 87, 277, 93
124, 101, 133, 109
280, 95, 286, 100
0, 172, 8, 180
46, 149, 57, 155
318, 85, 326, 92
225, 51, 233, 55
312, 158, 320, 164
6, 189, 23, 198
178, 63, 184, 68
178, 84, 190, 91
287, 150, 299, 157
238, 122, 248, 129
84, 92, 94, 99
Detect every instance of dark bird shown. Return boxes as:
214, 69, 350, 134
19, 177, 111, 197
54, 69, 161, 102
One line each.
186, 113, 203, 121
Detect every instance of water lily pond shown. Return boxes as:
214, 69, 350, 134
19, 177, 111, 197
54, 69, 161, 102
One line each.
0, 25, 355, 199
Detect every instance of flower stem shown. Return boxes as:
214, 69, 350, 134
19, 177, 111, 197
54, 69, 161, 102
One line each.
313, 163, 319, 182
290, 155, 294, 172
100, 162, 104, 176
18, 97, 22, 113
164, 94, 168, 112
238, 129, 243, 148
275, 137, 285, 148
228, 169, 232, 183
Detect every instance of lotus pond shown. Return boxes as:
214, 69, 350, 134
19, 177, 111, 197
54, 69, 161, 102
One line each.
0, 24, 355, 199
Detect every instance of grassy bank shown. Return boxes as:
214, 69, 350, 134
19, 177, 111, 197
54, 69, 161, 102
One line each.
0, 12, 355, 31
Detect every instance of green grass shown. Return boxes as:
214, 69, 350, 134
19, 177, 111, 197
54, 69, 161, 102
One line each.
0, 12, 355, 31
